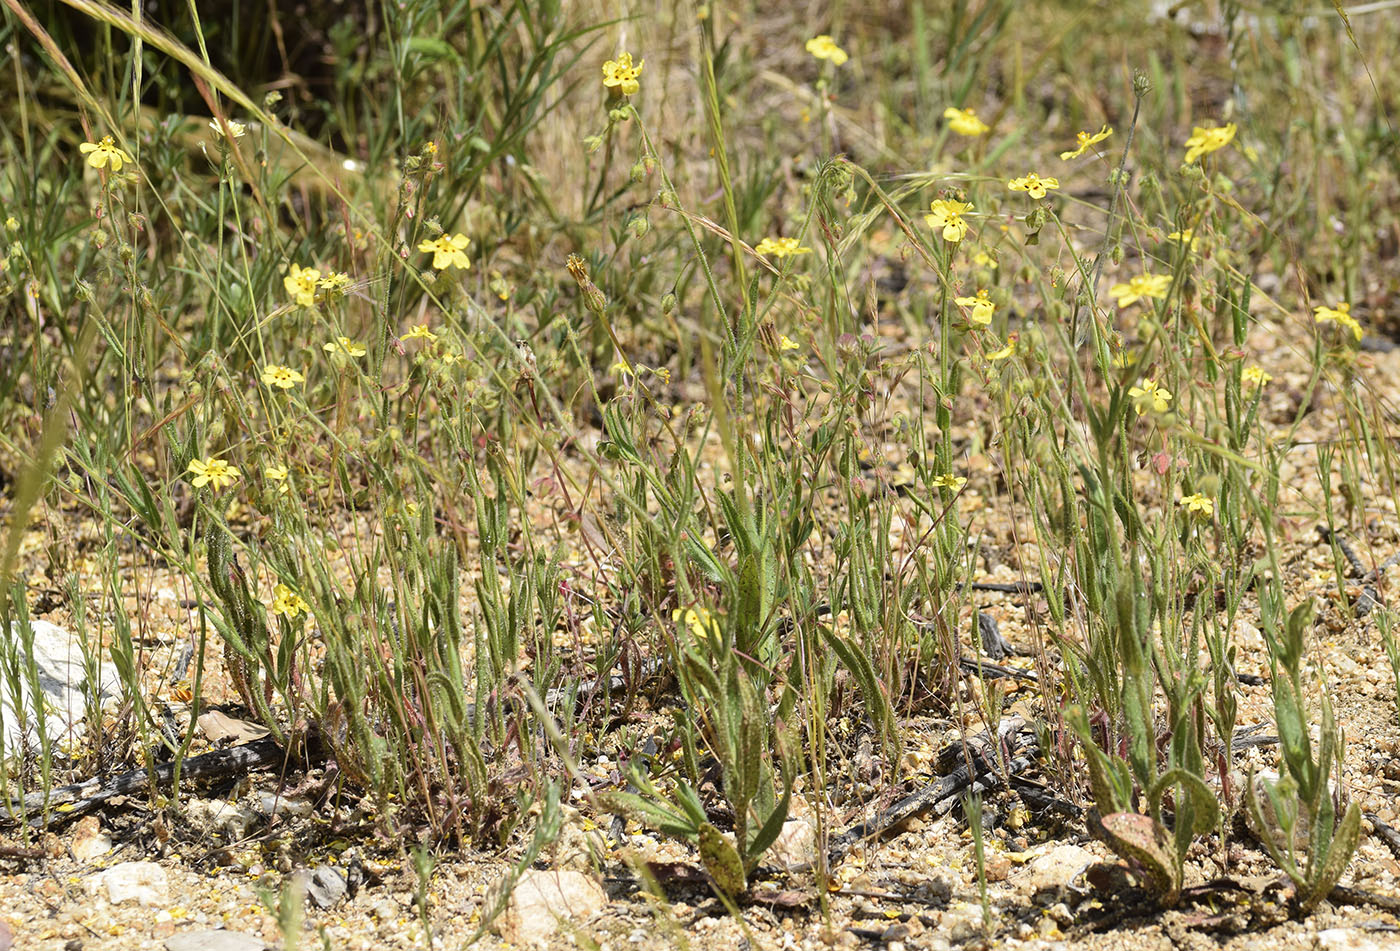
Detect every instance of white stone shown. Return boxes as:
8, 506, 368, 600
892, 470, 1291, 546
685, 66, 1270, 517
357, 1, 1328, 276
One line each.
1, 620, 119, 757
196, 711, 270, 744
1015, 843, 1097, 893
71, 816, 112, 862
256, 790, 312, 818
496, 869, 607, 947
164, 930, 267, 951
1318, 929, 1382, 951
768, 818, 817, 872
89, 860, 169, 906
184, 798, 259, 840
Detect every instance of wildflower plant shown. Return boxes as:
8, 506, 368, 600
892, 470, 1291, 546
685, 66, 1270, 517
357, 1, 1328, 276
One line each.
79, 135, 135, 172
753, 236, 812, 258
419, 233, 472, 270
1061, 125, 1113, 160
944, 107, 990, 137
602, 52, 644, 96
805, 35, 849, 66
1247, 594, 1361, 911
926, 198, 973, 243
1183, 121, 1237, 163
0, 0, 1381, 929
953, 289, 995, 325
1008, 173, 1059, 199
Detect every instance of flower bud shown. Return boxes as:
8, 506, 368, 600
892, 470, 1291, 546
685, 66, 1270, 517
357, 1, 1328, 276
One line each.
1136, 173, 1159, 210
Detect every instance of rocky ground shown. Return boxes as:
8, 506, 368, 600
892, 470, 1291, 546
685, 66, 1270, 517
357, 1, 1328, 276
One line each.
7, 321, 1400, 950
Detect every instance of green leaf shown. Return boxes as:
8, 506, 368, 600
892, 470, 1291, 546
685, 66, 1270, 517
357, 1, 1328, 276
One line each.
1245, 769, 1304, 888
1148, 768, 1220, 838
819, 624, 894, 750
405, 36, 462, 65
675, 781, 709, 829
736, 552, 763, 640
699, 822, 747, 897
1272, 676, 1316, 797
1095, 812, 1182, 906
597, 791, 699, 840
745, 777, 792, 870
1302, 801, 1360, 911
1283, 600, 1313, 672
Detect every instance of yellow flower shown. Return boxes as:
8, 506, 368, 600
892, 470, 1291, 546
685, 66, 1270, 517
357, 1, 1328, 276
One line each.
186, 457, 241, 492
1128, 379, 1172, 415
284, 263, 321, 307
612, 357, 651, 382
778, 334, 801, 351
270, 583, 310, 619
973, 250, 998, 270
1184, 122, 1236, 163
954, 289, 995, 326
318, 271, 352, 293
323, 336, 366, 358
1314, 301, 1361, 341
418, 234, 472, 270
1059, 125, 1113, 160
1007, 173, 1060, 200
1167, 229, 1199, 252
1179, 494, 1214, 519
602, 52, 644, 96
673, 606, 721, 641
207, 118, 247, 138
754, 236, 812, 258
1109, 273, 1171, 308
401, 324, 438, 342
925, 199, 973, 243
265, 463, 289, 481
986, 334, 1018, 361
78, 135, 135, 172
260, 364, 305, 389
805, 35, 849, 66
932, 474, 967, 491
943, 107, 989, 137
1242, 365, 1272, 387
